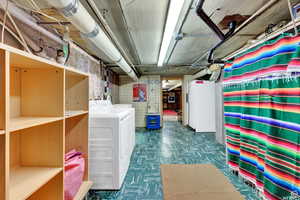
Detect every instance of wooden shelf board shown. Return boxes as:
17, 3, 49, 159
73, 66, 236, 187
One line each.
0, 130, 4, 135
65, 110, 88, 119
74, 181, 93, 200
10, 166, 62, 200
0, 43, 65, 70
9, 117, 64, 132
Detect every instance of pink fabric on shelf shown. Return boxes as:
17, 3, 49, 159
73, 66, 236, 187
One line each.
64, 149, 85, 200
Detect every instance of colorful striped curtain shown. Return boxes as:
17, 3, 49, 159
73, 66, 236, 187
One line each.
224, 34, 300, 200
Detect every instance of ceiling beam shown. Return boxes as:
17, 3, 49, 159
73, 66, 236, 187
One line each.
106, 64, 195, 68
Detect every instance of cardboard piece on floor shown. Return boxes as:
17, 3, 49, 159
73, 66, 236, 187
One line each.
160, 164, 244, 200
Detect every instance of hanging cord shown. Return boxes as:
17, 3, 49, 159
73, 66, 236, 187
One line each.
0, 20, 24, 46
0, 1, 30, 49
24, 0, 66, 39
0, 1, 31, 53
6, 11, 31, 53
287, 0, 298, 36
1, 0, 8, 43
13, 0, 64, 28
26, 0, 39, 10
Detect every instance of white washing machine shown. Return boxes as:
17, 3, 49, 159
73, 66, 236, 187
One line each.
89, 101, 135, 190
112, 104, 132, 109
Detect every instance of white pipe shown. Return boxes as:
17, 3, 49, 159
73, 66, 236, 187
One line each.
168, 83, 182, 91
0, 0, 64, 45
46, 0, 138, 81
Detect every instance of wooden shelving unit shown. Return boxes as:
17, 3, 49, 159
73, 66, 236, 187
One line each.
65, 69, 91, 199
10, 167, 62, 200
1, 48, 8, 200
9, 117, 64, 132
65, 69, 89, 118
65, 110, 89, 119
0, 134, 5, 200
74, 181, 93, 200
0, 43, 91, 200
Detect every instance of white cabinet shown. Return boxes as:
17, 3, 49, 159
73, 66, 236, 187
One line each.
89, 103, 135, 190
188, 81, 216, 133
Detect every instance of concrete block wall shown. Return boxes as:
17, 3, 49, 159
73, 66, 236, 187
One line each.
111, 83, 119, 104
67, 43, 119, 101
119, 75, 161, 127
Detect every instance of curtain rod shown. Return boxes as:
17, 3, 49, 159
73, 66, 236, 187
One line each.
224, 19, 300, 61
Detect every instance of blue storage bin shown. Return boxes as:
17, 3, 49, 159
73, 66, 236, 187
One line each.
146, 114, 161, 130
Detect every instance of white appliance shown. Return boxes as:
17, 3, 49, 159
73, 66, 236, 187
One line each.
89, 100, 135, 190
113, 104, 133, 109
188, 81, 216, 132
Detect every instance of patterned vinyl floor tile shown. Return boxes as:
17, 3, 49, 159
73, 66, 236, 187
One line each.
88, 122, 259, 200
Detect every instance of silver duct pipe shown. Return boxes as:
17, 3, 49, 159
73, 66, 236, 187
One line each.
46, 0, 138, 81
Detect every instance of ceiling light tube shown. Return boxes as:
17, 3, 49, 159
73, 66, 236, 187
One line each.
157, 0, 185, 67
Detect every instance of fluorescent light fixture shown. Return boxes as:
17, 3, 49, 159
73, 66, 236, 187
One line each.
157, 0, 185, 67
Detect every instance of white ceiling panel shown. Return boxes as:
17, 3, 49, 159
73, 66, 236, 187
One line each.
119, 0, 169, 65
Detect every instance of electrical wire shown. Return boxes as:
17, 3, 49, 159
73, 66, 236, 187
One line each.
25, 0, 37, 10
0, 21, 24, 46
0, 0, 31, 52
1, 0, 8, 43
27, 0, 39, 10
12, 0, 64, 28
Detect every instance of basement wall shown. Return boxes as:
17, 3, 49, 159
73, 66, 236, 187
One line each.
65, 43, 119, 102
0, 14, 119, 102
119, 75, 161, 127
